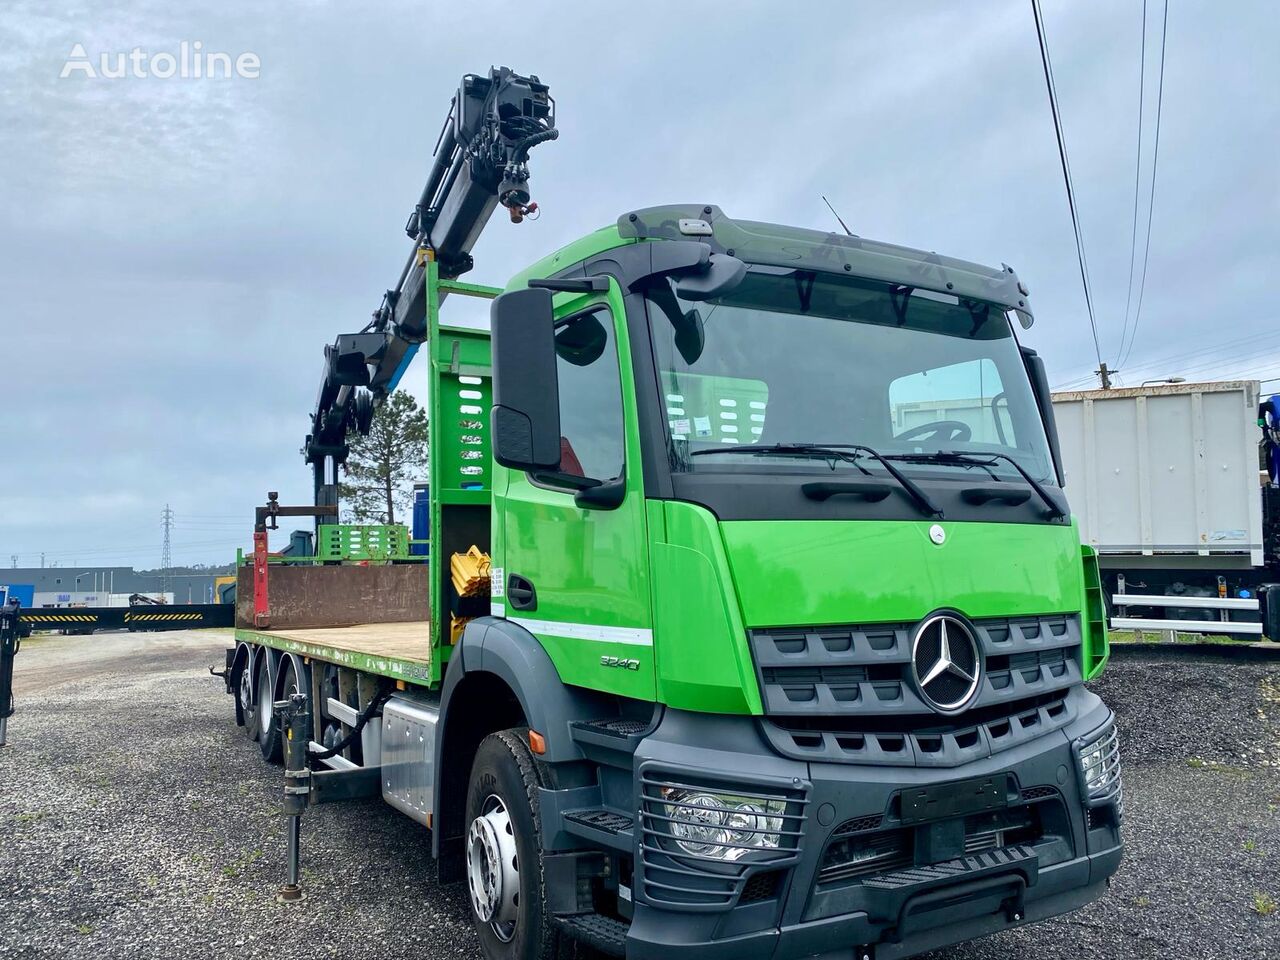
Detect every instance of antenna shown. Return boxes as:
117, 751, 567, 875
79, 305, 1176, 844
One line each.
822, 195, 855, 237
161, 504, 174, 599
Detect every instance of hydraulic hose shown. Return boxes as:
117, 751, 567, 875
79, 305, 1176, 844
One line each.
309, 687, 393, 762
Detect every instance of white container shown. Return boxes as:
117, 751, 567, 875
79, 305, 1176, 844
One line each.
1051, 380, 1263, 565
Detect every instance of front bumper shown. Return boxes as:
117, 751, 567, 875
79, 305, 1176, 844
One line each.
625, 686, 1123, 960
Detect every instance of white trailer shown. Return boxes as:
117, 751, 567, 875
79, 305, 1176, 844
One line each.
1051, 380, 1263, 566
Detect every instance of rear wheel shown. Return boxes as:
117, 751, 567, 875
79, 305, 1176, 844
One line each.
465, 730, 571, 960
239, 653, 260, 741
257, 656, 282, 763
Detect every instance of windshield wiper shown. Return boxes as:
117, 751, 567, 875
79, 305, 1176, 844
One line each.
886, 450, 1066, 519
691, 443, 943, 518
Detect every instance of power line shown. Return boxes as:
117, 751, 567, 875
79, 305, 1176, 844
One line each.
161, 504, 174, 598
1119, 0, 1170, 369
1115, 0, 1147, 365
1031, 0, 1104, 377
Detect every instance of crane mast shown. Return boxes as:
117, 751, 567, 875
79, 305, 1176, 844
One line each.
303, 66, 557, 518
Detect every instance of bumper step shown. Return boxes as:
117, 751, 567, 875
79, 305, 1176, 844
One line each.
864, 844, 1038, 891
554, 913, 629, 957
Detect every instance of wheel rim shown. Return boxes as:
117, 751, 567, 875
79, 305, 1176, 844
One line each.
257, 661, 272, 733
238, 663, 253, 714
466, 794, 519, 942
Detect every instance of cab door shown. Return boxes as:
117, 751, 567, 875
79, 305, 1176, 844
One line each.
493, 279, 655, 700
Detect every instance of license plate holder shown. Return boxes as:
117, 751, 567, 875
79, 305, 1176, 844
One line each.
899, 775, 1008, 825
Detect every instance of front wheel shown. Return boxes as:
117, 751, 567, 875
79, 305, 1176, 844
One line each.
465, 730, 571, 960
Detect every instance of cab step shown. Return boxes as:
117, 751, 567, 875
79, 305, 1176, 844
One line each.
569, 718, 651, 762
563, 808, 634, 851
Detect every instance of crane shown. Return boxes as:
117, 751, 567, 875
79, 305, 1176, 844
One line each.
302, 66, 557, 517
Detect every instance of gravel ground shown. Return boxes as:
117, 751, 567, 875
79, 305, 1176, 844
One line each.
1, 631, 1278, 959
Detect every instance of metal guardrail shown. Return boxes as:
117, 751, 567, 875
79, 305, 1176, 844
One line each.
1110, 594, 1264, 636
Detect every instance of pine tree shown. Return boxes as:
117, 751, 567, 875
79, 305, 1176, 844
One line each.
338, 391, 429, 524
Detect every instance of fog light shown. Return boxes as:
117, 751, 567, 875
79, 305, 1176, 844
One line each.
1077, 724, 1123, 817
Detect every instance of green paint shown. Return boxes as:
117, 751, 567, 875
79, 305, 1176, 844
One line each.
243, 222, 1107, 720
650, 501, 762, 714
315, 524, 416, 561
502, 225, 638, 293
493, 277, 656, 700
235, 627, 434, 686
720, 518, 1087, 629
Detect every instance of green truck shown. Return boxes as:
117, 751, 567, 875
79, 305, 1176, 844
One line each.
223, 68, 1121, 960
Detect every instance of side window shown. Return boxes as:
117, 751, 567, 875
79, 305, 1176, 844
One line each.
553, 307, 625, 481
889, 358, 1014, 447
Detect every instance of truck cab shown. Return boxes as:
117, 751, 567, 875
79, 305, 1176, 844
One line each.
229, 203, 1121, 960
467, 205, 1120, 957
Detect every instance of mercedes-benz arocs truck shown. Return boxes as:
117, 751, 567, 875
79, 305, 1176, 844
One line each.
221, 67, 1121, 960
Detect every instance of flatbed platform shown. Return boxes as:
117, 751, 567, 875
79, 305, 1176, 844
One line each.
235, 621, 434, 686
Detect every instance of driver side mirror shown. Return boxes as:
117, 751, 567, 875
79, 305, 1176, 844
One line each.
491, 287, 562, 471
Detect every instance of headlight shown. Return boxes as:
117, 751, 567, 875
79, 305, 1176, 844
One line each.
1077, 724, 1123, 804
661, 788, 787, 862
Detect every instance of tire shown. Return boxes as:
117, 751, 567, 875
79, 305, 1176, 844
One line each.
239, 653, 260, 741
465, 729, 572, 960
257, 655, 282, 763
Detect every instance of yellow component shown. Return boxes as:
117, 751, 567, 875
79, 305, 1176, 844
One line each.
396, 680, 407, 691
416, 246, 436, 267
451, 545, 492, 598
449, 546, 492, 646
449, 615, 470, 645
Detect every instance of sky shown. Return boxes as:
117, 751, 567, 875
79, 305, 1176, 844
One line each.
1, 0, 1277, 569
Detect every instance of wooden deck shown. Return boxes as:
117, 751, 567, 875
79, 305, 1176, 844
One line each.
235, 620, 434, 686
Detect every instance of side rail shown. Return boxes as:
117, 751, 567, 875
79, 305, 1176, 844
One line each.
1110, 593, 1265, 638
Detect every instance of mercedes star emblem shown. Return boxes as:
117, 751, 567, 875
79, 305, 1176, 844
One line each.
911, 614, 982, 714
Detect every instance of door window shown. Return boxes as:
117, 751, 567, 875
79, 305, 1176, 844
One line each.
553, 307, 625, 481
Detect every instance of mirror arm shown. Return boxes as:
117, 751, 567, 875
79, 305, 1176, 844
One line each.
574, 477, 626, 510
530, 471, 599, 491
529, 276, 610, 293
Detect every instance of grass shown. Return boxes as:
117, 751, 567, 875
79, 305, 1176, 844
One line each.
75, 924, 93, 935
1109, 629, 1242, 645
1244, 839, 1260, 854
1186, 758, 1252, 777
1253, 892, 1277, 917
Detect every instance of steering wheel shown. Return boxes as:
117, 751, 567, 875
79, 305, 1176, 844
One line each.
895, 420, 972, 445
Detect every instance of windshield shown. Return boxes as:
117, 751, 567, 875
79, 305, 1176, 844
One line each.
645, 268, 1056, 483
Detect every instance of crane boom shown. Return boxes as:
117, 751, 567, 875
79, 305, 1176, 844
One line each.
303, 66, 557, 516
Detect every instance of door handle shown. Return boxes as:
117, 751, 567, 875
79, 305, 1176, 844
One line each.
507, 574, 537, 611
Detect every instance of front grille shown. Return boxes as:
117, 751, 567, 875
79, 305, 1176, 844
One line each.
1020, 785, 1059, 802
819, 830, 913, 884
750, 613, 1080, 719
740, 870, 782, 903
761, 691, 1073, 767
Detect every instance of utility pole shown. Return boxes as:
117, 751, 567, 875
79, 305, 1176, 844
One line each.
40, 552, 45, 569
161, 504, 174, 600
1096, 363, 1114, 390
9, 555, 15, 569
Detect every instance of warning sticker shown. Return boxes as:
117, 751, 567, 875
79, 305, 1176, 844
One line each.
490, 566, 505, 598
671, 418, 691, 437
694, 416, 713, 438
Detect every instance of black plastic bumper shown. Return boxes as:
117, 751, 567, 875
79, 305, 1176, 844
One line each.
624, 686, 1123, 960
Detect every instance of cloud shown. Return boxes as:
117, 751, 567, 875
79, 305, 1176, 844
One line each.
2, 0, 1277, 565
